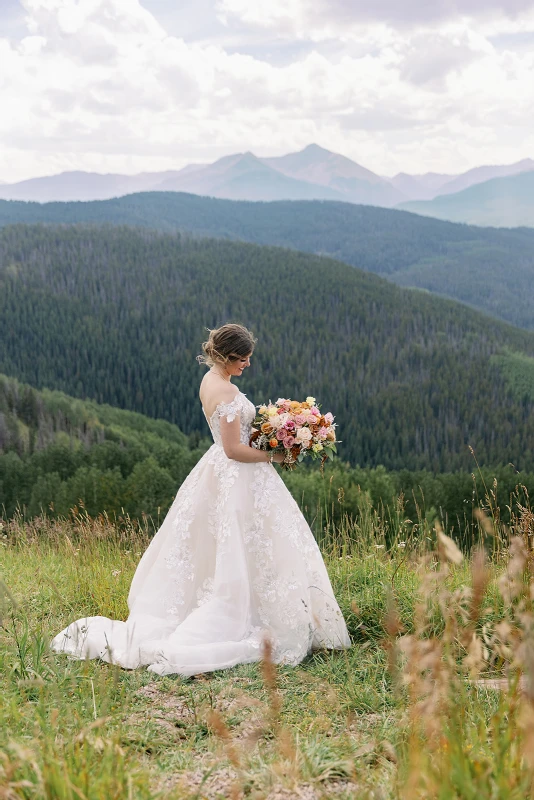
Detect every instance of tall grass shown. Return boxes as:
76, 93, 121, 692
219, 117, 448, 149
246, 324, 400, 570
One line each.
1, 487, 534, 798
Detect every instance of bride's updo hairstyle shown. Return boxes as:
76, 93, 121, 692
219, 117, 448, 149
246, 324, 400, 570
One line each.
198, 323, 256, 368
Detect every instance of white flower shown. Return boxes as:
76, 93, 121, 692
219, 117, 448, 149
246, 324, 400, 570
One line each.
296, 427, 312, 443
306, 396, 316, 406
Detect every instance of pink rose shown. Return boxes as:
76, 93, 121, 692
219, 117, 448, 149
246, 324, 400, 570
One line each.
318, 427, 328, 440
283, 435, 295, 448
294, 414, 306, 425
276, 429, 286, 440
324, 412, 334, 424
284, 420, 296, 432
310, 406, 320, 416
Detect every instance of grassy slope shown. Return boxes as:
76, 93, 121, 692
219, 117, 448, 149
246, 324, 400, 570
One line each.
1, 512, 533, 799
399, 170, 534, 228
1, 192, 534, 329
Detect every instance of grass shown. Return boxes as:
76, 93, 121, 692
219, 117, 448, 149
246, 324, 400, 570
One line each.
1, 504, 534, 799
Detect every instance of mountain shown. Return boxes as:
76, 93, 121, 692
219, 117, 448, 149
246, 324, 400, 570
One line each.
0, 169, 185, 202
0, 144, 406, 207
3, 148, 533, 207
263, 143, 406, 206
2, 192, 534, 330
1, 224, 534, 473
398, 170, 534, 228
152, 151, 346, 201
436, 158, 534, 197
388, 172, 457, 201
387, 159, 534, 201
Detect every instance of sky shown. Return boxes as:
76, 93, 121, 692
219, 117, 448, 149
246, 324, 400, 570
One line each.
1, 0, 534, 182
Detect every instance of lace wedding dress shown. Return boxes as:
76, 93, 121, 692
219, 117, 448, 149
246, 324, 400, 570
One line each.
51, 392, 351, 676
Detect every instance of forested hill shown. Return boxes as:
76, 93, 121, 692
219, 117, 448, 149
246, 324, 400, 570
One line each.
1, 193, 534, 330
2, 224, 534, 471
0, 374, 208, 519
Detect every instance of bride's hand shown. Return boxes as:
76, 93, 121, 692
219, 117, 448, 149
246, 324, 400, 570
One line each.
272, 452, 286, 464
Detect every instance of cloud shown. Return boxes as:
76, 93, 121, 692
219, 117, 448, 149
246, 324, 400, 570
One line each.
216, 0, 534, 34
0, 0, 532, 182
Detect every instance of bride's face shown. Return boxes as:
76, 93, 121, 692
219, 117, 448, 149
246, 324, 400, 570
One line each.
228, 353, 252, 377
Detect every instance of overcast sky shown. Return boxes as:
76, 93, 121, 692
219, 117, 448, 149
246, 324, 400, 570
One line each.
1, 0, 534, 182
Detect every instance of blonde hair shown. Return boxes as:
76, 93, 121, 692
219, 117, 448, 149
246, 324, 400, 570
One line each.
197, 323, 256, 368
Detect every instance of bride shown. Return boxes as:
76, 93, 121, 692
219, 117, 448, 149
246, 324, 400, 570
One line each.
51, 323, 351, 676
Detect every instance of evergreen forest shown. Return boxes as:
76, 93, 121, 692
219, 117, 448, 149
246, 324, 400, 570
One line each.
2, 373, 533, 548
2, 224, 534, 477
1, 192, 534, 330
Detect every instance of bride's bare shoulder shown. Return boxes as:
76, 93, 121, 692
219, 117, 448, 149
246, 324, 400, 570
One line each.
199, 373, 239, 419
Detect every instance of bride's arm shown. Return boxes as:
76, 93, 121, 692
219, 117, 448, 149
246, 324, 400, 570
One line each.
220, 417, 284, 464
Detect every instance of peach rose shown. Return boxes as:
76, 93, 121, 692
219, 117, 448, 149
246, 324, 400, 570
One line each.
269, 438, 279, 448
296, 427, 312, 444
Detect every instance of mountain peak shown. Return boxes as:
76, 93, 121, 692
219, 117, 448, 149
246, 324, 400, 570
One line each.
301, 143, 331, 154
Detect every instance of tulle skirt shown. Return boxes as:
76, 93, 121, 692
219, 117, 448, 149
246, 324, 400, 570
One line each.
51, 445, 350, 676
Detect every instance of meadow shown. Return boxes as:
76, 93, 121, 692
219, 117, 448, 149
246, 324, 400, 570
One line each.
2, 490, 534, 799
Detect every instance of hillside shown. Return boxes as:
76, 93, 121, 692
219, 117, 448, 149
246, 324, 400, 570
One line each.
399, 170, 534, 228
1, 193, 534, 330
3, 371, 534, 535
1, 225, 534, 473
0, 373, 208, 520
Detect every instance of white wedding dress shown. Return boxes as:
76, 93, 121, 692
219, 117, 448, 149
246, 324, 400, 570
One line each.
51, 392, 350, 676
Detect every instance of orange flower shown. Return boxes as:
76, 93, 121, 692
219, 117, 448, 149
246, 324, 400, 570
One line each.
290, 401, 301, 409
261, 422, 274, 435
326, 429, 336, 441
269, 438, 279, 448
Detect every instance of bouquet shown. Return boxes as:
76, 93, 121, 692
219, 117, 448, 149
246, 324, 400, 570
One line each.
249, 396, 338, 469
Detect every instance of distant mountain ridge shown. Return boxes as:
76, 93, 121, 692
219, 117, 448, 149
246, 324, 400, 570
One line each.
398, 170, 534, 227
434, 158, 534, 197
2, 144, 532, 209
0, 145, 403, 206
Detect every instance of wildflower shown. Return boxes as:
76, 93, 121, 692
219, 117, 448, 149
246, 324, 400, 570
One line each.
112, 569, 121, 577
